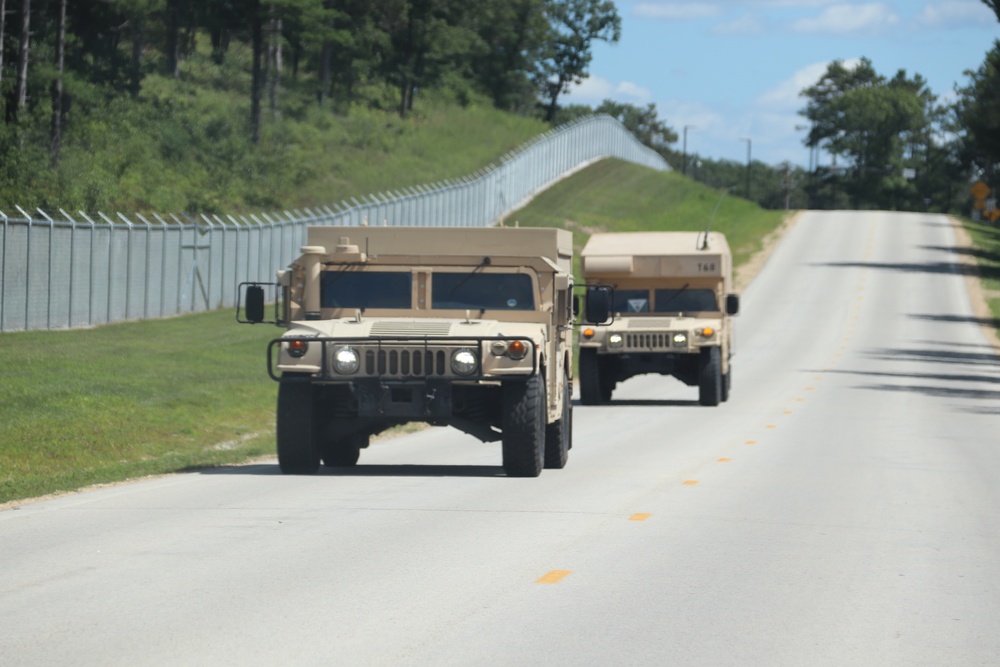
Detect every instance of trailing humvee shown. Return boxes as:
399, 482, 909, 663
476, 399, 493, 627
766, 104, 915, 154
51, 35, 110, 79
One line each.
579, 231, 739, 406
240, 225, 600, 477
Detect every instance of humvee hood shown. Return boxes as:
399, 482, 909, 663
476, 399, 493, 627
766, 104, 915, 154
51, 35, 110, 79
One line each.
285, 317, 542, 340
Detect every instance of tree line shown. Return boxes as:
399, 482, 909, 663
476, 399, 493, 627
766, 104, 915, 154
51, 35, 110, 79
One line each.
0, 0, 620, 158
0, 0, 996, 215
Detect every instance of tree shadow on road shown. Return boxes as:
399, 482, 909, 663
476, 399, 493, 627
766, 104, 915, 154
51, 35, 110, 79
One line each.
864, 345, 1000, 368
910, 312, 1000, 330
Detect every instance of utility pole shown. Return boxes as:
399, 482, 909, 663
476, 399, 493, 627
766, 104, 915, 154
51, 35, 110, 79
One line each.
740, 137, 752, 199
683, 125, 696, 176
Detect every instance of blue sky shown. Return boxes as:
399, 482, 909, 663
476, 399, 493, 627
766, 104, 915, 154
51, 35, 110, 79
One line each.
563, 0, 998, 169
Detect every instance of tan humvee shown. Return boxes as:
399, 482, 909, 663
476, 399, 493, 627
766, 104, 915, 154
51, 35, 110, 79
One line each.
579, 231, 739, 405
240, 225, 587, 477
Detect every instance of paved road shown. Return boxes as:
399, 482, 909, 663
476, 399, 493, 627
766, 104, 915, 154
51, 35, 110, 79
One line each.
3, 211, 999, 666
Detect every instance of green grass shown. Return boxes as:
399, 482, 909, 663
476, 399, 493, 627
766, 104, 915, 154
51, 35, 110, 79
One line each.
956, 216, 1000, 325
503, 159, 787, 274
0, 310, 280, 504
2, 60, 549, 215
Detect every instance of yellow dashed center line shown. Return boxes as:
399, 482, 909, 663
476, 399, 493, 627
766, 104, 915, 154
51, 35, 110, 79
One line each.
629, 513, 652, 521
745, 440, 757, 445
717, 458, 731, 463
683, 480, 700, 485
536, 570, 572, 584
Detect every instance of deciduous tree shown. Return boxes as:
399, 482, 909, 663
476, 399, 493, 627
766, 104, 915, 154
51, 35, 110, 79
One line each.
535, 0, 620, 122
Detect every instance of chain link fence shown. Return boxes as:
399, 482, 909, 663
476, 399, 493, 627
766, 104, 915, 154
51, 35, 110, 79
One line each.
0, 115, 669, 332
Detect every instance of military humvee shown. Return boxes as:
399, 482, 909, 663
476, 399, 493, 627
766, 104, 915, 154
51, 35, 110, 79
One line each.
579, 231, 739, 406
240, 225, 596, 477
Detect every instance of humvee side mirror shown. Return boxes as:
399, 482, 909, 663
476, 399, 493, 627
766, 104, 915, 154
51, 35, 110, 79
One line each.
726, 294, 740, 316
238, 282, 279, 324
585, 287, 612, 324
245, 285, 266, 323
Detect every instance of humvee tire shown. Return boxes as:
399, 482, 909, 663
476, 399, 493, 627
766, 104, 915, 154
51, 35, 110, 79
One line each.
579, 348, 603, 405
698, 347, 722, 407
322, 433, 367, 467
544, 375, 571, 469
502, 374, 545, 477
277, 375, 321, 474
721, 367, 731, 403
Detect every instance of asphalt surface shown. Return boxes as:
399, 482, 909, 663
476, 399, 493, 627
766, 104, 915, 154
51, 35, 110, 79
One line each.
3, 210, 999, 666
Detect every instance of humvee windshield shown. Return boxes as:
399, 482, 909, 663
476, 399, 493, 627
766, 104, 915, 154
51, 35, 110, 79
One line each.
612, 288, 718, 314
321, 271, 412, 309
432, 272, 534, 311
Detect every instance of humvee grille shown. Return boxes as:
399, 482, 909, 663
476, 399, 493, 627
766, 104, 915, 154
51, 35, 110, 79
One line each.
625, 333, 674, 350
364, 348, 448, 377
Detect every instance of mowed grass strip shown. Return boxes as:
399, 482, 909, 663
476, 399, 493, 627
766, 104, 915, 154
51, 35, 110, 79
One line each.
957, 216, 1000, 327
0, 309, 279, 504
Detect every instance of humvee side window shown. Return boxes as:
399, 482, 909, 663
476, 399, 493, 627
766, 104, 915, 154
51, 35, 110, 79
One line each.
321, 271, 412, 309
612, 289, 651, 314
432, 273, 534, 311
654, 288, 718, 312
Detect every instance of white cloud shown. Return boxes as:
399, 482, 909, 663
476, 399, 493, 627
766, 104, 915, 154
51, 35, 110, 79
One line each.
912, 1, 996, 28
565, 77, 653, 104
791, 3, 901, 34
755, 59, 862, 110
634, 2, 725, 20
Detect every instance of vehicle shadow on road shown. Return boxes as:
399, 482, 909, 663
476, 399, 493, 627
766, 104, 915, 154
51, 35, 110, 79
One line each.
197, 463, 506, 478
572, 399, 700, 407
326, 464, 506, 478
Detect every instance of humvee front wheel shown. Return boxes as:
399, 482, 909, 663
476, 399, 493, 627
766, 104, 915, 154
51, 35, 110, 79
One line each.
721, 366, 731, 403
698, 347, 722, 407
579, 348, 603, 405
544, 375, 571, 469
277, 376, 321, 474
502, 374, 545, 477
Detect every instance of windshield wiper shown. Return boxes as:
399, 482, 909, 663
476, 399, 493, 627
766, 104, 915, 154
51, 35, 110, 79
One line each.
447, 256, 491, 296
656, 283, 690, 312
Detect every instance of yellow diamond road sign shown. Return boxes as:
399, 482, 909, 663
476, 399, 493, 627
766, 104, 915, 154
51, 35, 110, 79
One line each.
971, 180, 990, 200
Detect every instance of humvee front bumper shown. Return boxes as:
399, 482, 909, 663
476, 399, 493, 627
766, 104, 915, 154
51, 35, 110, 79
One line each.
266, 335, 538, 382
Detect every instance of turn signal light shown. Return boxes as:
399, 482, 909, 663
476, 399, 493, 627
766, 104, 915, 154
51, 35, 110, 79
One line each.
700, 327, 715, 337
287, 339, 308, 358
507, 340, 528, 360
582, 328, 595, 339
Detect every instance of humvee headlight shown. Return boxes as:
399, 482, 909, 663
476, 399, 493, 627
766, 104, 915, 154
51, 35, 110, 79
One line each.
506, 340, 529, 360
582, 328, 596, 340
699, 327, 715, 337
286, 339, 309, 358
608, 333, 624, 348
333, 346, 360, 374
672, 333, 688, 347
451, 348, 478, 375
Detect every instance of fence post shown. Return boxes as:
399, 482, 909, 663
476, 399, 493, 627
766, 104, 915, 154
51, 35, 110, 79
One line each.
0, 210, 7, 332
15, 206, 33, 330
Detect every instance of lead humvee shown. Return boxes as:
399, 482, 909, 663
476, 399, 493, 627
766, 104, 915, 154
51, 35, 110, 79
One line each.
579, 231, 739, 406
240, 225, 598, 477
